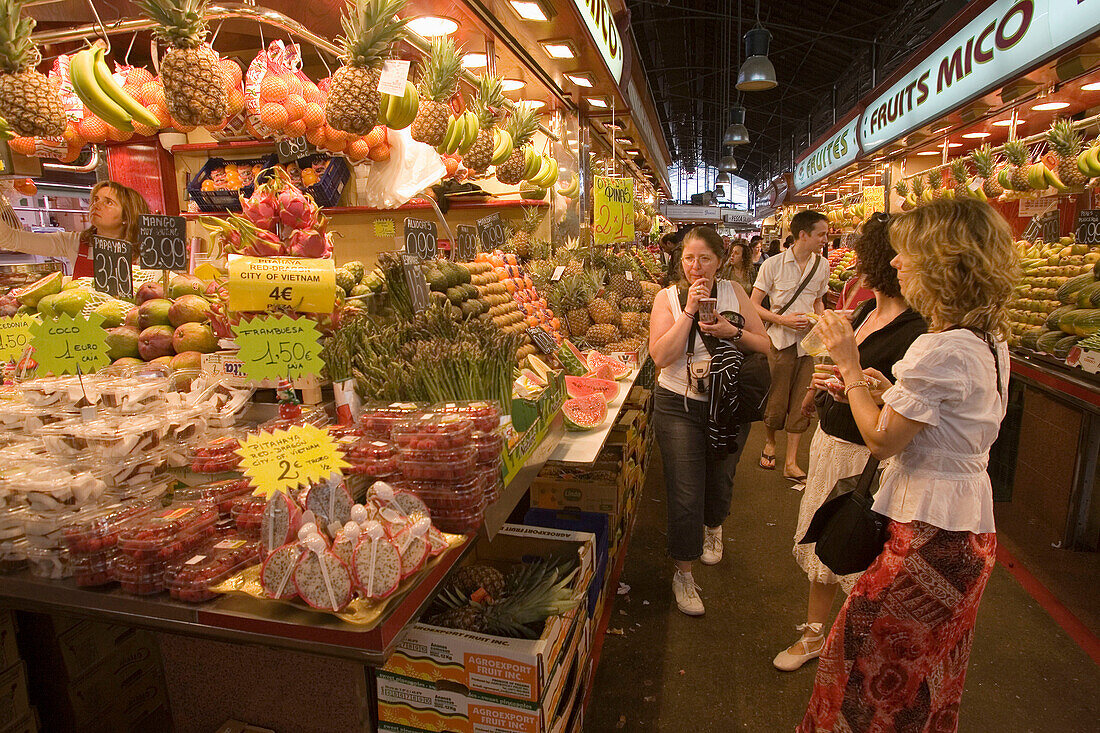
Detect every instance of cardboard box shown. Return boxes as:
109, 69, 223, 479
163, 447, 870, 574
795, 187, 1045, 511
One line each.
381, 525, 594, 705
522, 509, 609, 618
54, 620, 140, 680
0, 661, 30, 725
0, 613, 18, 671
215, 721, 277, 733
65, 632, 165, 723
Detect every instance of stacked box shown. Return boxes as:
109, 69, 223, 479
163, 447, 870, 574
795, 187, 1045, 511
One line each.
0, 611, 36, 733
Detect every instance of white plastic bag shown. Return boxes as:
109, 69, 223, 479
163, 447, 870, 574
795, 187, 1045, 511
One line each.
357, 126, 446, 209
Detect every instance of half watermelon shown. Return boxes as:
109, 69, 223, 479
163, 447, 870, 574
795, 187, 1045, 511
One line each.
562, 393, 608, 431
565, 375, 619, 401
557, 339, 589, 376
585, 351, 631, 380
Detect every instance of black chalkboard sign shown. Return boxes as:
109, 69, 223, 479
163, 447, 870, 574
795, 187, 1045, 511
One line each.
276, 136, 309, 164
526, 326, 556, 355
138, 214, 188, 271
453, 225, 478, 262
477, 213, 506, 252
1023, 209, 1061, 245
402, 253, 429, 313
1075, 209, 1100, 246
404, 218, 438, 260
92, 236, 133, 299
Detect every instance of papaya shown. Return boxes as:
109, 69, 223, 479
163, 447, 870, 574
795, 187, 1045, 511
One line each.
1056, 273, 1094, 304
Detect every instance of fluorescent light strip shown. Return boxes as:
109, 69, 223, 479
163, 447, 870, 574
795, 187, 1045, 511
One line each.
1032, 101, 1070, 111
509, 1, 549, 21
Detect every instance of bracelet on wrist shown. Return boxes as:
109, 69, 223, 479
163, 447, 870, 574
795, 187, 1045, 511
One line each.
843, 380, 871, 397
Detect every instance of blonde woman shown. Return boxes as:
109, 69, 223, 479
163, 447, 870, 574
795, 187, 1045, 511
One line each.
797, 199, 1017, 732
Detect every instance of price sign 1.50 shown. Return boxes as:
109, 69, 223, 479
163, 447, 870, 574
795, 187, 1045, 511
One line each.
138, 214, 188, 271
404, 218, 438, 260
92, 235, 133, 299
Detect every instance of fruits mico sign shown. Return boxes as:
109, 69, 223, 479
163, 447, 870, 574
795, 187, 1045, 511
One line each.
593, 177, 634, 245
226, 255, 336, 314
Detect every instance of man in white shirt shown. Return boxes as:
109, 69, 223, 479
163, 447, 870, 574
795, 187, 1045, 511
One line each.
750, 211, 830, 481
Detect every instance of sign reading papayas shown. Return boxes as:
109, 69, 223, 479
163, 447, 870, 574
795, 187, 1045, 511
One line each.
593, 176, 634, 245
227, 255, 336, 314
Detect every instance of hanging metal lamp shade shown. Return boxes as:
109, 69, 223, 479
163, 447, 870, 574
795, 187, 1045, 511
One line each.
715, 184, 726, 197
722, 107, 750, 145
716, 171, 731, 184
718, 155, 738, 172
737, 28, 777, 91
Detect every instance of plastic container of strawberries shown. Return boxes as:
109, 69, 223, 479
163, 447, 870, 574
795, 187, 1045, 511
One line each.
112, 553, 167, 594
61, 500, 157, 555
71, 548, 116, 587
230, 493, 266, 538
166, 536, 261, 602
397, 476, 484, 530
186, 154, 279, 212
359, 403, 428, 440
175, 478, 254, 518
431, 401, 502, 433
188, 432, 246, 473
477, 464, 503, 505
116, 503, 218, 564
391, 414, 474, 451
472, 429, 504, 465
397, 446, 477, 481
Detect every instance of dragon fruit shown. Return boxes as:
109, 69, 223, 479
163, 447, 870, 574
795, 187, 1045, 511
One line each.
244, 229, 282, 258
301, 477, 353, 529
294, 533, 353, 611
277, 186, 318, 230
285, 227, 328, 258
391, 517, 431, 579
332, 521, 361, 568
352, 521, 402, 599
393, 490, 430, 520
260, 542, 304, 599
261, 492, 303, 556
426, 525, 449, 557
241, 187, 279, 231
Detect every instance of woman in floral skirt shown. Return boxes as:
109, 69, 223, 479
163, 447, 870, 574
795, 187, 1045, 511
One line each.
797, 198, 1016, 732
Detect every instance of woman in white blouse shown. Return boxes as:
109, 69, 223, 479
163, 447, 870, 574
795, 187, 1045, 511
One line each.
795, 198, 1017, 733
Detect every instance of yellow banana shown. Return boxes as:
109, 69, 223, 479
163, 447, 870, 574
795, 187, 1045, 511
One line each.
71, 48, 133, 131
458, 111, 478, 155
491, 128, 513, 164
91, 47, 159, 128
535, 156, 558, 188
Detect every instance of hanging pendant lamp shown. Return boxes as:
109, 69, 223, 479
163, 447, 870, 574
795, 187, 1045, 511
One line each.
722, 107, 750, 145
716, 171, 731, 184
715, 184, 726, 197
737, 27, 777, 91
718, 154, 738, 172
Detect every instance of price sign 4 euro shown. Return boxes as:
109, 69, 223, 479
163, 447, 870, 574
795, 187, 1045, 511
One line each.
237, 424, 350, 499
227, 255, 336, 313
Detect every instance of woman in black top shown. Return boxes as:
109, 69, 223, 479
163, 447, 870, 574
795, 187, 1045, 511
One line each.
773, 214, 927, 672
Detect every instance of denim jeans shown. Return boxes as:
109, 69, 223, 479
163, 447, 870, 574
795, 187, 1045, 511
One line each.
653, 386, 750, 562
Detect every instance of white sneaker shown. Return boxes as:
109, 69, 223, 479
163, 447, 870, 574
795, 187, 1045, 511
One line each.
672, 569, 705, 616
701, 525, 723, 565
773, 623, 825, 671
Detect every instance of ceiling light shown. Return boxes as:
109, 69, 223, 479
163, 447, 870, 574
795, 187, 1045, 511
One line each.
1083, 82, 1100, 91
938, 143, 963, 148
716, 171, 731, 184
718, 155, 738, 172
501, 78, 526, 92
586, 97, 609, 108
461, 53, 488, 69
722, 107, 750, 146
1032, 101, 1070, 111
961, 132, 990, 138
539, 40, 576, 59
715, 184, 725, 197
508, 0, 554, 22
991, 119, 1018, 126
916, 151, 940, 156
517, 99, 545, 111
407, 16, 458, 37
737, 28, 777, 91
564, 73, 594, 88
625, 149, 639, 155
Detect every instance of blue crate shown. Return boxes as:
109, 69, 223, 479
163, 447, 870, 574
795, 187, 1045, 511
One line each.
297, 153, 351, 208
186, 154, 278, 212
523, 507, 609, 618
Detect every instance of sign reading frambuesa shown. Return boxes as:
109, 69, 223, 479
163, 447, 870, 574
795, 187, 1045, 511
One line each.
236, 424, 350, 499
231, 314, 324, 383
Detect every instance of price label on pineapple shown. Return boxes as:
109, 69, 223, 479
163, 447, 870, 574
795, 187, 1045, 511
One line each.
377, 59, 411, 96
226, 254, 336, 314
231, 314, 324, 383
526, 326, 556, 355
92, 236, 133, 299
550, 265, 566, 282
477, 213, 506, 252
1075, 210, 1100, 246
276, 136, 310, 164
453, 225, 478, 262
236, 424, 350, 499
0, 314, 34, 364
137, 214, 188, 271
402, 253, 430, 313
403, 218, 438, 259
29, 313, 110, 376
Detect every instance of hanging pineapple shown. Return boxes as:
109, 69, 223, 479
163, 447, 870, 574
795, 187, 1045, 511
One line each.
326, 0, 409, 136
0, 0, 64, 138
1003, 138, 1031, 191
410, 37, 462, 147
496, 106, 538, 185
927, 168, 944, 198
911, 175, 929, 204
465, 73, 503, 173
894, 180, 914, 210
949, 159, 972, 199
969, 144, 1004, 199
1046, 118, 1087, 189
135, 0, 228, 126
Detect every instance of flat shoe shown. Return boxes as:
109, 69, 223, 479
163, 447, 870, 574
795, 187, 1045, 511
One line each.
759, 452, 776, 470
784, 471, 807, 482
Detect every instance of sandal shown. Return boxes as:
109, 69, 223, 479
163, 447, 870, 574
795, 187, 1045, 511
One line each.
759, 452, 776, 470
784, 469, 808, 482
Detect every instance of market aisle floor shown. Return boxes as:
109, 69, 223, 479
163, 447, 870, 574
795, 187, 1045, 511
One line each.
585, 423, 1100, 732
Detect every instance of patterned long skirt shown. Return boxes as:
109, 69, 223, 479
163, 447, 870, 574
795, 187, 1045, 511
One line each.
797, 520, 997, 733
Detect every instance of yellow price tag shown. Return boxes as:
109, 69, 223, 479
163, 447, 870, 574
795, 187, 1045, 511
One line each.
0, 315, 34, 364
593, 176, 635, 245
374, 219, 396, 238
226, 255, 336, 314
236, 424, 350, 499
29, 313, 109, 375
231, 314, 324, 383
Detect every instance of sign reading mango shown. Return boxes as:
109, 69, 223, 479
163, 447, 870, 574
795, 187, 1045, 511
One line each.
231, 314, 324, 383
236, 424, 350, 499
29, 313, 109, 375
593, 176, 634, 245
227, 255, 336, 314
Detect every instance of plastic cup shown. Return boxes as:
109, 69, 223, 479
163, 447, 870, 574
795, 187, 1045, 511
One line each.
699, 298, 717, 324
800, 317, 829, 357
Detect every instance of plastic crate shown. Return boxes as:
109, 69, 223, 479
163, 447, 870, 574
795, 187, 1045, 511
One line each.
298, 153, 351, 208
186, 154, 278, 212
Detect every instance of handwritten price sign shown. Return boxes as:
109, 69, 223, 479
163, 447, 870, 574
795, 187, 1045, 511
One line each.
231, 314, 324, 383
593, 176, 635, 245
29, 313, 109, 375
236, 424, 350, 499
138, 214, 188, 271
0, 315, 33, 363
92, 236, 133, 299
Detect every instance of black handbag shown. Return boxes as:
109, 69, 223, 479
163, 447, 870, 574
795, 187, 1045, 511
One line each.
798, 457, 889, 575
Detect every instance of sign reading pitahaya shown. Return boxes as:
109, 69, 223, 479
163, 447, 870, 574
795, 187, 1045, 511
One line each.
232, 314, 324, 383
226, 254, 336, 314
237, 424, 350, 499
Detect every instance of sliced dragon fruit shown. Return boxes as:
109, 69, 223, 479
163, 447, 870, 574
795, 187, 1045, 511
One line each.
426, 525, 449, 557
352, 521, 402, 599
261, 492, 303, 556
332, 521, 361, 568
260, 542, 304, 599
393, 490, 430, 520
391, 517, 431, 579
294, 533, 353, 611
301, 477, 353, 529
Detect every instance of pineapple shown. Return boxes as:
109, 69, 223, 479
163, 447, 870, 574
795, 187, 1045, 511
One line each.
894, 180, 914, 210
450, 564, 505, 600
410, 37, 462, 146
585, 323, 619, 346
950, 159, 972, 198
608, 257, 643, 298
507, 206, 544, 260
639, 280, 660, 308
970, 144, 1004, 199
621, 311, 646, 336
557, 273, 594, 338
135, 0, 227, 126
465, 74, 503, 172
0, 0, 64, 138
927, 168, 944, 198
1003, 138, 1031, 191
496, 106, 538, 185
587, 292, 619, 326
326, 0, 409, 135
619, 296, 643, 312
911, 175, 928, 203
1047, 118, 1087, 188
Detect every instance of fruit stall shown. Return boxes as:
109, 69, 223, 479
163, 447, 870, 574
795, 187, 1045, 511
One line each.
0, 1, 668, 731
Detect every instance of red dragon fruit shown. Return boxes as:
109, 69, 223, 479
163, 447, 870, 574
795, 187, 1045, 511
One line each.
332, 521, 361, 568
244, 228, 282, 257
353, 521, 402, 599
285, 227, 328, 258
240, 186, 279, 231
260, 542, 304, 599
277, 186, 318, 230
261, 491, 303, 557
301, 477, 353, 531
294, 533, 353, 611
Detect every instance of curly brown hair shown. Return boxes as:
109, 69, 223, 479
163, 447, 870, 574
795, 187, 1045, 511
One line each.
853, 214, 901, 298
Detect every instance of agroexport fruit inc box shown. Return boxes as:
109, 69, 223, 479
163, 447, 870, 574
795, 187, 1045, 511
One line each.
380, 525, 594, 704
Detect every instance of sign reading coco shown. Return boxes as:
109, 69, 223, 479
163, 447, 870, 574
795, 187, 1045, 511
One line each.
794, 117, 860, 192
569, 0, 624, 83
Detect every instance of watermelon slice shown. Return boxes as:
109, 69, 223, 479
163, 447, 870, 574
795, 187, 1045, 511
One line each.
585, 351, 631, 380
557, 339, 589, 376
562, 393, 608, 431
584, 363, 615, 382
565, 375, 619, 401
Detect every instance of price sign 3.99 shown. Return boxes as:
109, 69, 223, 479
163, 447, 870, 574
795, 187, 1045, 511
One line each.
138, 214, 188, 271
404, 218, 438, 260
477, 213, 506, 252
92, 236, 133, 299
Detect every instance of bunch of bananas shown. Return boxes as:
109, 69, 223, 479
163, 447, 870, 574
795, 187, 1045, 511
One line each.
1077, 144, 1100, 178
437, 110, 479, 155
557, 173, 579, 198
523, 150, 558, 188
490, 128, 513, 165
378, 81, 419, 130
70, 45, 159, 133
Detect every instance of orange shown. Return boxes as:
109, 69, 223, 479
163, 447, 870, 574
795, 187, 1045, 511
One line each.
170, 118, 196, 133
301, 168, 319, 186
365, 126, 384, 148
347, 139, 371, 161
105, 124, 133, 142
303, 81, 324, 104
201, 179, 216, 192
220, 60, 243, 89
227, 88, 245, 117
126, 66, 154, 88
283, 94, 306, 121
368, 142, 391, 162
284, 74, 304, 97
259, 103, 289, 130
259, 75, 289, 103
133, 122, 158, 137
284, 119, 307, 137
442, 156, 459, 177
142, 81, 166, 109
305, 127, 326, 146
78, 115, 108, 144
302, 102, 324, 129
7, 138, 34, 156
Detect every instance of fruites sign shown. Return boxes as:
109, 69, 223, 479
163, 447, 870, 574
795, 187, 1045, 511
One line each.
793, 116, 860, 191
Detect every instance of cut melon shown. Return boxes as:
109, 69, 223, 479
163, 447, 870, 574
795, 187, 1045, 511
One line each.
562, 393, 608, 431
585, 363, 615, 382
565, 375, 619, 401
526, 354, 554, 383
557, 339, 588, 376
584, 351, 630, 380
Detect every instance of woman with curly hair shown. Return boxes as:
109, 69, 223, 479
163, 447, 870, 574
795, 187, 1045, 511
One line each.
773, 213, 926, 672
795, 198, 1017, 732
720, 237, 756, 292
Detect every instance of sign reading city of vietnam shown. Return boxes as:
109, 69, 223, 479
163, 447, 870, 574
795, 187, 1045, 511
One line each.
231, 314, 324, 383
236, 424, 350, 499
568, 0, 624, 82
593, 177, 634, 245
859, 0, 1100, 154
793, 116, 860, 192
0, 314, 34, 363
29, 313, 109, 375
226, 254, 336, 314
